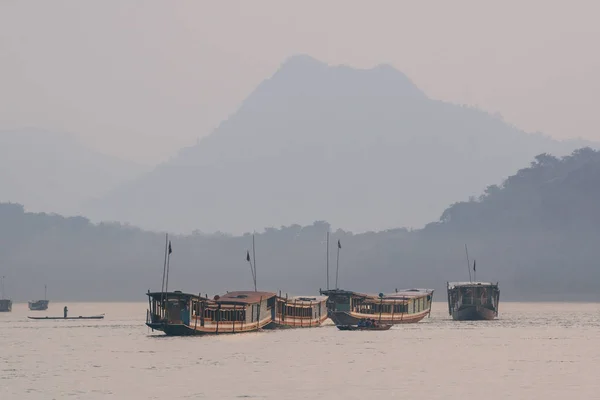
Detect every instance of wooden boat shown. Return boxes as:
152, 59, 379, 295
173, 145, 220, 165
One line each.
28, 300, 50, 311
320, 288, 434, 325
447, 282, 500, 321
29, 285, 49, 311
0, 299, 11, 312
0, 276, 12, 312
336, 324, 392, 331
146, 290, 276, 336
267, 294, 329, 329
28, 314, 105, 320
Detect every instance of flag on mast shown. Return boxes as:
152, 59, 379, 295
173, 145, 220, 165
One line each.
168, 241, 172, 255
246, 250, 251, 262
473, 259, 476, 272
338, 240, 341, 249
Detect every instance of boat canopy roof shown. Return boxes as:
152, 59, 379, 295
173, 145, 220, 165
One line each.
216, 291, 276, 305
448, 282, 498, 289
321, 288, 434, 300
147, 291, 207, 301
282, 295, 329, 303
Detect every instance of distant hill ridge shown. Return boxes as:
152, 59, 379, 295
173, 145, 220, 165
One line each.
84, 54, 595, 234
0, 129, 146, 217
3, 149, 600, 302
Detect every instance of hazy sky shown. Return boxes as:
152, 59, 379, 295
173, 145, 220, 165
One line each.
1, 0, 599, 164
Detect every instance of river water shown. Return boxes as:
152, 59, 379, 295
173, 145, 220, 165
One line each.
1, 301, 599, 399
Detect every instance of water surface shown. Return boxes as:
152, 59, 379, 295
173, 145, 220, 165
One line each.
1, 301, 599, 399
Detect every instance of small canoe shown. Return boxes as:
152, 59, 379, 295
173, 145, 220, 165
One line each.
336, 324, 392, 331
28, 314, 105, 320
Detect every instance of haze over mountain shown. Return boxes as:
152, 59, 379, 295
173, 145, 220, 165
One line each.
0, 129, 146, 216
2, 148, 600, 302
85, 55, 594, 234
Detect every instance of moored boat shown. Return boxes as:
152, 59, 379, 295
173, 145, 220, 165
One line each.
28, 300, 49, 311
268, 294, 328, 329
28, 285, 49, 311
447, 282, 500, 321
0, 299, 11, 312
146, 290, 276, 336
320, 288, 434, 325
0, 276, 11, 312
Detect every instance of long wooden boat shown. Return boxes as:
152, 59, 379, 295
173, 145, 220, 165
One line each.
320, 288, 434, 325
336, 324, 392, 331
447, 282, 500, 321
268, 295, 328, 329
146, 290, 276, 336
28, 314, 104, 320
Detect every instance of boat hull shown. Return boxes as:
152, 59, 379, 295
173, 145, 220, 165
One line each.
28, 315, 104, 320
451, 306, 497, 321
328, 309, 429, 326
146, 318, 271, 336
267, 313, 329, 329
336, 324, 391, 331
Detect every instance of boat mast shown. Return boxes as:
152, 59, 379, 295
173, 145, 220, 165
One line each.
160, 233, 168, 317
44, 284, 47, 301
464, 244, 472, 282
326, 231, 330, 290
0, 276, 4, 300
252, 233, 257, 291
335, 239, 341, 289
165, 240, 172, 294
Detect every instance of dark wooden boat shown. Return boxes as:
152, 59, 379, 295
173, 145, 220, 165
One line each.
28, 314, 105, 320
0, 299, 11, 312
28, 300, 49, 311
29, 285, 49, 311
447, 282, 500, 321
0, 277, 12, 312
336, 324, 392, 331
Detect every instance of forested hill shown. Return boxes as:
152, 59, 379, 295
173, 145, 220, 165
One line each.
426, 147, 600, 233
2, 148, 600, 302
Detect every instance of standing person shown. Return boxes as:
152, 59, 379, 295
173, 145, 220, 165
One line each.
64, 306, 68, 319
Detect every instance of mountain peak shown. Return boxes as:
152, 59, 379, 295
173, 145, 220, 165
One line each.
247, 54, 427, 110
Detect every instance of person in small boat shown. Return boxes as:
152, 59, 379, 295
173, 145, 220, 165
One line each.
365, 319, 372, 327
64, 306, 68, 319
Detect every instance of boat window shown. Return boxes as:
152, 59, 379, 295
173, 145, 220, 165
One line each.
333, 295, 350, 305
